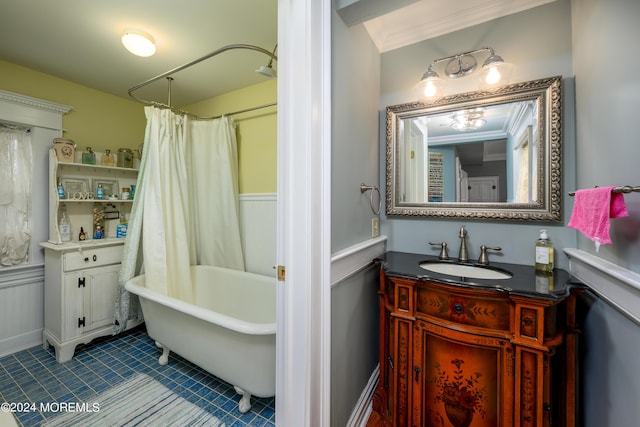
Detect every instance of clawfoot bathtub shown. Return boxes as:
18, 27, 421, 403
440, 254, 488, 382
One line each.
125, 265, 276, 413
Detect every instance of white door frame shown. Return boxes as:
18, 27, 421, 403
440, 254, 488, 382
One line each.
276, 0, 332, 425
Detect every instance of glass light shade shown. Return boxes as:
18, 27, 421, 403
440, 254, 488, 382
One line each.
415, 70, 446, 101
478, 58, 513, 90
122, 30, 156, 57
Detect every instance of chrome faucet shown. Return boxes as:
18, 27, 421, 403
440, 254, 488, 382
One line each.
458, 226, 469, 262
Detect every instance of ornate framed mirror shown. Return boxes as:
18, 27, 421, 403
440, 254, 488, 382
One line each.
385, 76, 562, 221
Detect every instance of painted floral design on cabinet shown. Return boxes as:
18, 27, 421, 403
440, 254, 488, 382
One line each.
432, 358, 487, 427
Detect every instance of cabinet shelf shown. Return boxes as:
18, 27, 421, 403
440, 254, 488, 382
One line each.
47, 148, 139, 245
58, 199, 134, 203
57, 161, 138, 173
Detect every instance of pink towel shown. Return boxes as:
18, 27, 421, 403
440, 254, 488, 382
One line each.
568, 186, 628, 250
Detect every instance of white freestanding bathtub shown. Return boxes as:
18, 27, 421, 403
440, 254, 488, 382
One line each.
125, 265, 276, 413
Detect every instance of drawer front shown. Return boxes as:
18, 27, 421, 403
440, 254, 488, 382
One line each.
63, 245, 123, 271
416, 282, 511, 331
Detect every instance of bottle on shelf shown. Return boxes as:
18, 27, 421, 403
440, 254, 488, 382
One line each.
102, 149, 115, 167
57, 179, 65, 200
82, 147, 96, 165
79, 227, 86, 241
94, 225, 103, 239
96, 184, 104, 200
58, 205, 71, 242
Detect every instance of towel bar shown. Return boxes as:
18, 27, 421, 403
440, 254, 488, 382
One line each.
569, 185, 640, 197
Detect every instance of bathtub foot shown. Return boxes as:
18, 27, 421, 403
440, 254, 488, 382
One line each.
156, 342, 170, 366
234, 386, 252, 413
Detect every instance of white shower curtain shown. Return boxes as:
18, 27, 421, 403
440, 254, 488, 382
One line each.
114, 107, 244, 331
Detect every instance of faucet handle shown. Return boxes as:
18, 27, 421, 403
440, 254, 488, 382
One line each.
429, 241, 449, 260
478, 245, 502, 265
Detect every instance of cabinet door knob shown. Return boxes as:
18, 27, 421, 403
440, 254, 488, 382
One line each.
84, 257, 89, 262
414, 366, 421, 381
93, 254, 97, 262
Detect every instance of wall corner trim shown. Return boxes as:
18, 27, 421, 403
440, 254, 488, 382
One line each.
331, 236, 387, 286
564, 248, 640, 324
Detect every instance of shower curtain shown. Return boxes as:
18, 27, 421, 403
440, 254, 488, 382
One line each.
114, 106, 245, 332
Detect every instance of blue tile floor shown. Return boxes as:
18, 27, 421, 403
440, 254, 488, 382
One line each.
0, 326, 275, 426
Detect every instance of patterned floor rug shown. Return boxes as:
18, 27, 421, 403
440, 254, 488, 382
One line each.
42, 373, 224, 426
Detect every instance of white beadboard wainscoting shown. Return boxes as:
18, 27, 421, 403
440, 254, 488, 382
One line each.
239, 193, 277, 277
564, 248, 640, 324
0, 265, 45, 357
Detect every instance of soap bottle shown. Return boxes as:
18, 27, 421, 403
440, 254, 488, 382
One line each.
102, 149, 115, 167
79, 227, 86, 241
535, 229, 554, 273
58, 205, 71, 242
96, 184, 104, 200
82, 146, 96, 165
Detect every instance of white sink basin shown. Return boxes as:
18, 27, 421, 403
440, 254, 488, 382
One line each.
419, 261, 512, 280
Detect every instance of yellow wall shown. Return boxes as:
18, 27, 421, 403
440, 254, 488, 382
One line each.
0, 60, 277, 194
186, 80, 277, 194
0, 60, 146, 152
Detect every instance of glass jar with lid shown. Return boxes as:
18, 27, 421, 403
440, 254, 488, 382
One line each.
117, 148, 133, 168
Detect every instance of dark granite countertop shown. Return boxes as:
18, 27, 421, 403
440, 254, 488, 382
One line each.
377, 251, 584, 300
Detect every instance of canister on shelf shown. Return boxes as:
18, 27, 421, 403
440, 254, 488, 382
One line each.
121, 187, 130, 200
102, 149, 115, 166
53, 138, 76, 163
117, 148, 133, 168
82, 147, 96, 165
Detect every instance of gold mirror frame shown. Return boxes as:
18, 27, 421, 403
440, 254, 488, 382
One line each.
385, 76, 562, 221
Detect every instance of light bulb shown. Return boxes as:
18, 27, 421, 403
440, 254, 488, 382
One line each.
423, 80, 438, 97
485, 66, 501, 85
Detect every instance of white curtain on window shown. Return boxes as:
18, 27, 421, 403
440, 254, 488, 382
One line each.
0, 125, 32, 266
114, 107, 244, 331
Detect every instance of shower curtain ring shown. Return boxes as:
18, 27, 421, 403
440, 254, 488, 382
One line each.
360, 183, 381, 215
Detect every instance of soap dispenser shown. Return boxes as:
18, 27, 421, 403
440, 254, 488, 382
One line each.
535, 229, 554, 273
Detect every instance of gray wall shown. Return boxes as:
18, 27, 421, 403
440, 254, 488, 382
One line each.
571, 0, 640, 273
330, 6, 382, 426
379, 0, 577, 270
330, 266, 379, 426
332, 10, 381, 254
571, 0, 640, 425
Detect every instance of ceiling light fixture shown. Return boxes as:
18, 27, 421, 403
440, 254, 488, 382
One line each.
450, 108, 487, 132
256, 43, 278, 79
122, 29, 156, 57
416, 47, 513, 101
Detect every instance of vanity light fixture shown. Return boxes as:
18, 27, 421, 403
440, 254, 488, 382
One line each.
122, 29, 156, 57
416, 47, 513, 101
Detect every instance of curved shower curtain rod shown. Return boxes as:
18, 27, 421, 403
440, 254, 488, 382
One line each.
128, 43, 278, 120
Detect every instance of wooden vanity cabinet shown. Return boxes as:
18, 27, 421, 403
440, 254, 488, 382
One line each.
372, 268, 579, 427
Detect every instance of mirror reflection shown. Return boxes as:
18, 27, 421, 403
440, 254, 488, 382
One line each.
386, 76, 562, 221
399, 100, 537, 204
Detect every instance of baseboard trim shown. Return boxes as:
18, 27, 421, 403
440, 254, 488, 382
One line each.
347, 364, 379, 427
0, 329, 43, 359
